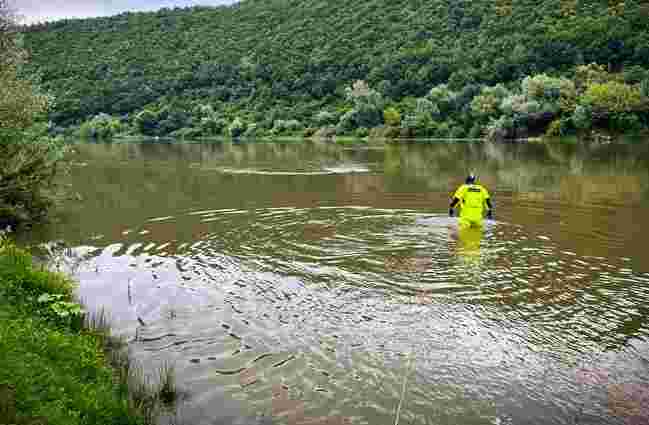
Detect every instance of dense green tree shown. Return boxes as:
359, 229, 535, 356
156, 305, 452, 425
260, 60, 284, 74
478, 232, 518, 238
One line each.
19, 0, 649, 133
13, 0, 649, 140
1, 0, 66, 227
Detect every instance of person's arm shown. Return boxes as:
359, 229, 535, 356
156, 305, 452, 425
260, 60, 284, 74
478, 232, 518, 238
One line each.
486, 198, 493, 219
449, 197, 460, 217
450, 185, 467, 217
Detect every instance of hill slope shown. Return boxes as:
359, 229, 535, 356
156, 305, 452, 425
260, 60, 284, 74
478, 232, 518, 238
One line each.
22, 0, 649, 133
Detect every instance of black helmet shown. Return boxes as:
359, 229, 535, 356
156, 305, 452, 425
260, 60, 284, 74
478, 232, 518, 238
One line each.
465, 174, 477, 184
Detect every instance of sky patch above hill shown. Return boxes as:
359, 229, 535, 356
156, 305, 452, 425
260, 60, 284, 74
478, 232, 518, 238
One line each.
15, 0, 237, 24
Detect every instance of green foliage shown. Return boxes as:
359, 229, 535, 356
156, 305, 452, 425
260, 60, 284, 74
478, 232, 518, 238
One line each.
545, 119, 563, 137
37, 293, 85, 326
471, 85, 510, 118
571, 105, 593, 130
134, 109, 159, 136
338, 80, 385, 131
415, 98, 439, 117
0, 236, 175, 425
610, 113, 642, 132
425, 84, 456, 117
580, 82, 643, 114
401, 112, 434, 137
1, 3, 66, 228
170, 126, 202, 139
500, 94, 539, 117
0, 238, 74, 300
485, 116, 514, 141
468, 122, 483, 139
313, 111, 338, 127
522, 74, 575, 102
11, 0, 649, 139
243, 123, 259, 138
196, 104, 227, 136
449, 126, 465, 139
641, 79, 649, 99
78, 114, 122, 139
574, 64, 615, 90
383, 107, 401, 126
16, 0, 649, 136
623, 66, 648, 84
353, 127, 369, 138
272, 119, 303, 135
228, 117, 245, 138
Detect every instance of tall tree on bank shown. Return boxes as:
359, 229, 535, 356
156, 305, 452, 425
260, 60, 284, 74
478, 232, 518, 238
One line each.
0, 0, 65, 228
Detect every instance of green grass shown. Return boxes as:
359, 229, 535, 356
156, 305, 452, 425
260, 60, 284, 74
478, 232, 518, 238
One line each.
0, 235, 178, 425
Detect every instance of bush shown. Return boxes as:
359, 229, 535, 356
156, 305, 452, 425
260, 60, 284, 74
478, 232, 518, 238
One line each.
500, 94, 542, 119
485, 116, 514, 141
545, 119, 563, 137
336, 109, 358, 133
170, 127, 202, 139
134, 109, 159, 136
415, 98, 439, 116
522, 74, 575, 102
383, 107, 401, 126
0, 7, 67, 228
228, 117, 245, 138
426, 84, 456, 117
200, 116, 227, 135
574, 63, 613, 90
369, 126, 401, 139
641, 79, 649, 98
243, 123, 259, 138
468, 123, 483, 139
580, 82, 643, 114
449, 126, 465, 139
78, 114, 122, 139
623, 66, 648, 84
610, 113, 642, 132
433, 121, 451, 138
571, 105, 593, 130
427, 84, 456, 104
313, 111, 338, 127
353, 127, 369, 138
0, 236, 176, 425
273, 119, 303, 134
342, 80, 385, 129
401, 112, 434, 137
471, 84, 510, 118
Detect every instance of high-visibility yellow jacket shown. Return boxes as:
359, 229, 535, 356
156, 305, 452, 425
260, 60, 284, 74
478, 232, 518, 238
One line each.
453, 184, 491, 222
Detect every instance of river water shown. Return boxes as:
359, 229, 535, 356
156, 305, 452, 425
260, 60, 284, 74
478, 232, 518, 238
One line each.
25, 139, 649, 425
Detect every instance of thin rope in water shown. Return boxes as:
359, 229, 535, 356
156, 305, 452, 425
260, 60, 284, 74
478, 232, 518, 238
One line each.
394, 352, 414, 425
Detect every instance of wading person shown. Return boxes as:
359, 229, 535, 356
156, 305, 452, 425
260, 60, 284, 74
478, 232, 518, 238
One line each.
449, 174, 493, 229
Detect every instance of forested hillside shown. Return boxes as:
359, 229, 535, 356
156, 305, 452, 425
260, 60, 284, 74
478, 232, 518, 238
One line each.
22, 0, 649, 138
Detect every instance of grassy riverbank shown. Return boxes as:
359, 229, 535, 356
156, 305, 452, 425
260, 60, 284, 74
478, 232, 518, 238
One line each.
0, 235, 175, 425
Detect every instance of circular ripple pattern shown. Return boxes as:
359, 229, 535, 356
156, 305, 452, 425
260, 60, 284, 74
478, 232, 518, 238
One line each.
57, 205, 649, 425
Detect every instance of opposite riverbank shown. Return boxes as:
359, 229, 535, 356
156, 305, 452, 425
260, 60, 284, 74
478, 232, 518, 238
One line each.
0, 233, 177, 425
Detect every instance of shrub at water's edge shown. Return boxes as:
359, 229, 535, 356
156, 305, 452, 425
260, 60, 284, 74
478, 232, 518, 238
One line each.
71, 68, 648, 143
1, 0, 68, 228
0, 233, 180, 425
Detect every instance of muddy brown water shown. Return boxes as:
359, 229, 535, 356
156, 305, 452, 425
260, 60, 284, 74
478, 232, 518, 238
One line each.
22, 139, 649, 425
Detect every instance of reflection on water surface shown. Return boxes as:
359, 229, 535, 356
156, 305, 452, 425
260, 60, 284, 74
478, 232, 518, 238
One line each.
25, 139, 649, 425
